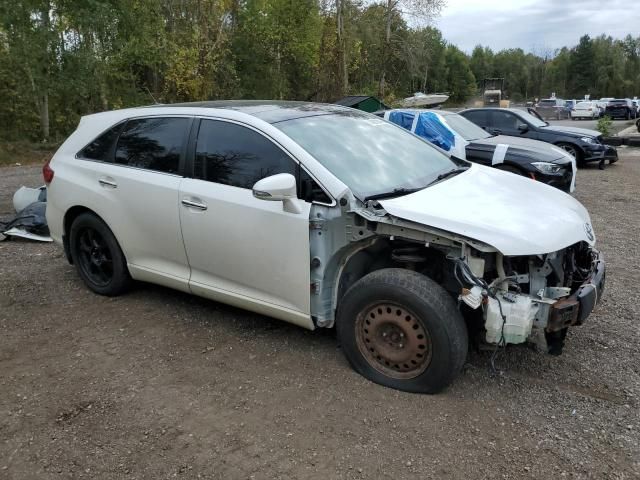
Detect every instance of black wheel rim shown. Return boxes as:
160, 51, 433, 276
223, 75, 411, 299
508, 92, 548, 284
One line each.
356, 302, 433, 380
76, 227, 113, 287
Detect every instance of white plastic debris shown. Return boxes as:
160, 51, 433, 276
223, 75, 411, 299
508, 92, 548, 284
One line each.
460, 285, 484, 309
13, 186, 46, 213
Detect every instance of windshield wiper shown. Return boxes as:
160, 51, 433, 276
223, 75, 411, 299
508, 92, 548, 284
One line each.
364, 187, 424, 202
428, 166, 469, 185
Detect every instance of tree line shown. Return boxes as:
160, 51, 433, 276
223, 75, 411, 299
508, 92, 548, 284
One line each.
1, 0, 639, 142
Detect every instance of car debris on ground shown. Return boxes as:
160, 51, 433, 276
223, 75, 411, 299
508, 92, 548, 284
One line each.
0, 185, 51, 242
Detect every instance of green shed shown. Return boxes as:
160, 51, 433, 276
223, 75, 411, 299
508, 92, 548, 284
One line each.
334, 95, 389, 113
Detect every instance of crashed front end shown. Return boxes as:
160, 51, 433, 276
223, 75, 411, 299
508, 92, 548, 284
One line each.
460, 242, 605, 354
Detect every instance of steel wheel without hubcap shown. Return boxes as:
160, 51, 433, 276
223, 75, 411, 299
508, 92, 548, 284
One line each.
356, 303, 432, 380
76, 227, 113, 287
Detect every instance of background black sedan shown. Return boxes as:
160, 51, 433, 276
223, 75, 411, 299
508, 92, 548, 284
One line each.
459, 107, 618, 168
378, 109, 576, 193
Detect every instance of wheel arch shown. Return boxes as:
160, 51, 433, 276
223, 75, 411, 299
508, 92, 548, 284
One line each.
63, 206, 121, 265
330, 238, 453, 328
554, 141, 584, 160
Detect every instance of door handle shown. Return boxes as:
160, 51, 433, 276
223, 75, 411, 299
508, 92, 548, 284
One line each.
181, 198, 208, 211
98, 177, 117, 188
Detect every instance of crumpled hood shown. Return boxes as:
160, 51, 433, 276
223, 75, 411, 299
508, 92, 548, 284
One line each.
378, 164, 594, 256
540, 125, 600, 137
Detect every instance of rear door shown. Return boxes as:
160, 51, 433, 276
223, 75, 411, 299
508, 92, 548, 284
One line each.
179, 118, 313, 327
75, 116, 192, 290
461, 110, 489, 131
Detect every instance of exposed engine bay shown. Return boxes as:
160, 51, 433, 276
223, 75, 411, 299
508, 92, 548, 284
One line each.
454, 242, 605, 355
309, 201, 606, 358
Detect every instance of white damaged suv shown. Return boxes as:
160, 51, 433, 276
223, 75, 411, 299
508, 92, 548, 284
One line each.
45, 102, 605, 393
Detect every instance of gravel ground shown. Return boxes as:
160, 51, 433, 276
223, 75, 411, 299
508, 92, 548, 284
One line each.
1, 151, 639, 479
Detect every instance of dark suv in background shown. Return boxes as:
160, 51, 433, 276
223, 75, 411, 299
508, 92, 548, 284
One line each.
460, 108, 618, 167
605, 99, 637, 120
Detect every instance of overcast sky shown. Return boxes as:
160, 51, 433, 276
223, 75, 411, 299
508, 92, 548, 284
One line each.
435, 0, 640, 54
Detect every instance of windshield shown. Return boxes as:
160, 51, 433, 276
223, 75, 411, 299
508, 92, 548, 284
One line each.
441, 114, 491, 141
274, 112, 456, 200
517, 110, 547, 127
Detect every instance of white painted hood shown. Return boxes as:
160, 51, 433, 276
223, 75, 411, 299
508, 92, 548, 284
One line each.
378, 164, 595, 256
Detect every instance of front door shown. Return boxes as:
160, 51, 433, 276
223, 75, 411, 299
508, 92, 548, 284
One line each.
179, 119, 313, 328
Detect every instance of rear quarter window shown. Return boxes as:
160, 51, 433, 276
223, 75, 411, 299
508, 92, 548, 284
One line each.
115, 117, 189, 174
77, 123, 124, 162
461, 110, 487, 127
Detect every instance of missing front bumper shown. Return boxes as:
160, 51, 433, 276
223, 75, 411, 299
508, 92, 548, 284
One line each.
546, 252, 606, 332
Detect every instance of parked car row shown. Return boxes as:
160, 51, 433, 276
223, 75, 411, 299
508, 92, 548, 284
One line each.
534, 97, 639, 120
45, 101, 607, 394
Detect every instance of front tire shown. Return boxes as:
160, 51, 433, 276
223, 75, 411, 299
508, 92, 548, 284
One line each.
557, 143, 583, 166
69, 213, 132, 296
336, 269, 468, 394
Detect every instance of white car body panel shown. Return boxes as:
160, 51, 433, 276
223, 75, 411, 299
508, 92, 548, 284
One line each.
45, 103, 602, 347
46, 154, 191, 291
179, 178, 313, 328
378, 164, 594, 256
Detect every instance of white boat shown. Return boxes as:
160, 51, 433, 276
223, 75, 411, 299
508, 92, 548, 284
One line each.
402, 92, 449, 108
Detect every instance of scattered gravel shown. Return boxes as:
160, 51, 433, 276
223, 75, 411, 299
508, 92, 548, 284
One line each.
1, 151, 639, 479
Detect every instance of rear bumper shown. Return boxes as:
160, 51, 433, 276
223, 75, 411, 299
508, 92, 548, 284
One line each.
605, 109, 631, 118
546, 251, 606, 332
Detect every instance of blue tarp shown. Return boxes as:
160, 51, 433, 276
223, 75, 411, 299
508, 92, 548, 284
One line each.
414, 112, 455, 152
387, 110, 455, 152
388, 111, 415, 131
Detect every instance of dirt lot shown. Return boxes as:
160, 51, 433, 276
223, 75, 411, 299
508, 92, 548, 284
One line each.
1, 151, 639, 479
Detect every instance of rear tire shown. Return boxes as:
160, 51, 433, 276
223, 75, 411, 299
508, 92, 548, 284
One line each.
69, 213, 132, 296
336, 269, 468, 394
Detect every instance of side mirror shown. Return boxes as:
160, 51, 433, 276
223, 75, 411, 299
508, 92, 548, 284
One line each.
252, 173, 302, 214
517, 123, 529, 133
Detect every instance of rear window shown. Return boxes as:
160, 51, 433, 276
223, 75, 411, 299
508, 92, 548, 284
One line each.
538, 100, 557, 106
576, 102, 594, 108
610, 100, 627, 105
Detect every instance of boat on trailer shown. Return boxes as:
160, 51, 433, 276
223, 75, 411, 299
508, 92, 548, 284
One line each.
402, 92, 449, 108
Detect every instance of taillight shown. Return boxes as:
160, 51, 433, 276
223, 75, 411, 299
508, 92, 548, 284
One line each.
43, 159, 54, 184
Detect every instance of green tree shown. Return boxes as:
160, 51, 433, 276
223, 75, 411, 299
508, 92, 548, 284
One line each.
445, 45, 476, 102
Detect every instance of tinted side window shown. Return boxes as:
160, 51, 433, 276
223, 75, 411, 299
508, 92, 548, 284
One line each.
115, 117, 188, 174
78, 123, 124, 162
463, 111, 487, 127
491, 111, 519, 130
195, 120, 297, 189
